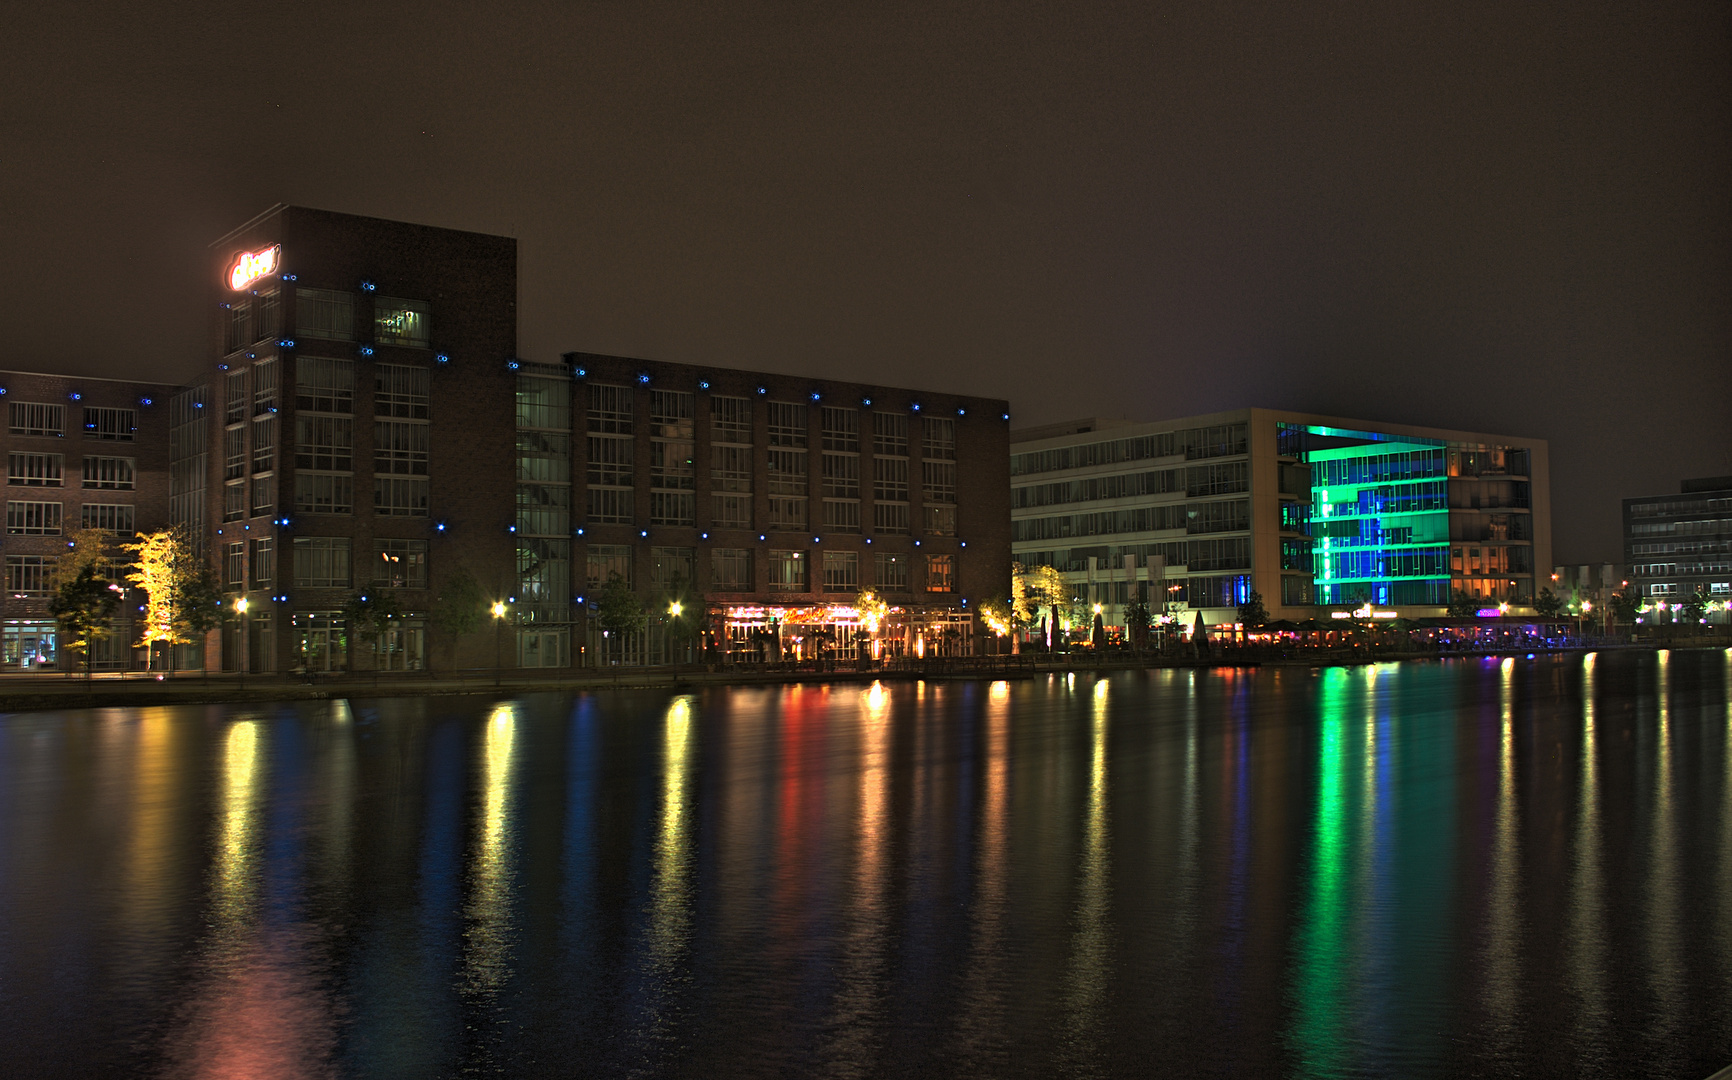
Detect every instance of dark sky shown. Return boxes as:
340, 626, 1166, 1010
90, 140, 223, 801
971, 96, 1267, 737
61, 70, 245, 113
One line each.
3, 2, 1727, 561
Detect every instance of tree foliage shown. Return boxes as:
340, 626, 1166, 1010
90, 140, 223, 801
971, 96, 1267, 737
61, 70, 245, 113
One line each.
1533, 587, 1565, 619
1681, 587, 1710, 624
431, 567, 487, 639
49, 564, 120, 671
1446, 589, 1479, 619
1123, 594, 1152, 650
977, 594, 1014, 637
343, 590, 403, 642
596, 573, 647, 637
125, 526, 220, 653
1610, 588, 1642, 626
1237, 590, 1269, 628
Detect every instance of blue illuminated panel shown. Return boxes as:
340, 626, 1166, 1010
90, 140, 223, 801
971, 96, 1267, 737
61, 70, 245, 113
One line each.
1298, 426, 1451, 606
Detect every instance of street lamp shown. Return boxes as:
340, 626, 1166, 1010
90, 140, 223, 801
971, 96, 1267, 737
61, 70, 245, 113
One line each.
491, 601, 507, 685
235, 596, 249, 684
667, 601, 684, 665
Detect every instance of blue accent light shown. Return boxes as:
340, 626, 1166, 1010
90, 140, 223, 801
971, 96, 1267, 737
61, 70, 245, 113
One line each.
435, 353, 449, 364
219, 303, 231, 310
1002, 412, 1010, 421
957, 408, 966, 416
508, 525, 517, 533
575, 595, 585, 605
218, 364, 229, 371
862, 397, 872, 406
507, 360, 520, 370
359, 345, 375, 357
194, 402, 203, 408
435, 521, 447, 532
960, 541, 967, 547
0, 389, 7, 395
865, 537, 872, 544
813, 536, 821, 543
756, 386, 767, 395
140, 398, 152, 406
915, 539, 922, 546
640, 529, 649, 538
911, 402, 921, 412
637, 372, 651, 384
70, 392, 81, 401
575, 526, 585, 536
810, 391, 821, 402
361, 280, 377, 292
698, 380, 709, 390
961, 598, 968, 606
700, 531, 709, 540
282, 274, 297, 282
574, 367, 587, 378
758, 534, 767, 542
278, 339, 296, 349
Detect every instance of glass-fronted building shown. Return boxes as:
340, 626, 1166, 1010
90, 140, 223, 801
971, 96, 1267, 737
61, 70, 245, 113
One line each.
1011, 409, 1550, 626
1623, 476, 1732, 622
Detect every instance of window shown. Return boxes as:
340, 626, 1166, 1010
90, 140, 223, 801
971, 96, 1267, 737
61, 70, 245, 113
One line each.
922, 458, 956, 536
822, 407, 859, 451
875, 502, 909, 534
294, 357, 354, 413
712, 444, 752, 529
588, 383, 634, 434
767, 402, 808, 447
82, 503, 133, 533
875, 552, 909, 592
257, 288, 280, 340
224, 425, 247, 480
587, 487, 633, 524
768, 549, 808, 592
225, 541, 246, 586
296, 288, 355, 341
651, 546, 695, 590
250, 474, 275, 517
873, 412, 907, 456
224, 479, 245, 522
251, 537, 274, 587
7, 501, 61, 535
83, 407, 136, 441
922, 417, 955, 460
711, 548, 751, 590
586, 544, 633, 589
767, 447, 807, 530
5, 555, 54, 597
9, 402, 64, 437
376, 363, 430, 419
650, 390, 695, 526
10, 453, 63, 486
226, 300, 253, 352
253, 357, 278, 415
295, 416, 353, 471
252, 417, 275, 474
226, 369, 249, 424
711, 395, 751, 443
292, 537, 352, 588
823, 550, 858, 592
825, 499, 862, 532
873, 456, 909, 533
375, 477, 429, 517
294, 473, 353, 515
82, 456, 132, 490
374, 539, 429, 588
374, 297, 431, 347
375, 419, 429, 475
586, 432, 634, 524
924, 505, 956, 536
925, 554, 955, 593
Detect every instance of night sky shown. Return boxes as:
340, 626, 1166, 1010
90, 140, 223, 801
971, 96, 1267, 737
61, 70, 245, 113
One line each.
2, 2, 1726, 561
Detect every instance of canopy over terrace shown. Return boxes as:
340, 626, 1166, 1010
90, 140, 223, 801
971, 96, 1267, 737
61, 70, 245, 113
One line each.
714, 602, 976, 663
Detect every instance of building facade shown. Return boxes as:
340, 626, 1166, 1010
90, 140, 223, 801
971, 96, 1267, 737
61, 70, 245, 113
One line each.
5, 205, 1010, 672
1010, 409, 1552, 629
0, 371, 178, 669
1623, 476, 1732, 622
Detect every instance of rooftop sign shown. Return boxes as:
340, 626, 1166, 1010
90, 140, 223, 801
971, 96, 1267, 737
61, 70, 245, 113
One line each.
228, 245, 281, 290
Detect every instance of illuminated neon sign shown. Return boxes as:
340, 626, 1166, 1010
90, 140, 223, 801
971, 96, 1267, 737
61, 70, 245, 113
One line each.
228, 244, 281, 290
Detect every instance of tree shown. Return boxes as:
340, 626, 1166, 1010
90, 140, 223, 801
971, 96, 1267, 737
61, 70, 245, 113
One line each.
854, 589, 889, 661
49, 564, 120, 676
1681, 586, 1710, 625
343, 590, 403, 665
1123, 593, 1152, 652
430, 567, 487, 667
1447, 589, 1479, 619
1017, 563, 1070, 648
1534, 587, 1565, 619
1610, 588, 1642, 629
1237, 590, 1269, 628
977, 594, 1015, 652
125, 526, 221, 671
596, 573, 646, 664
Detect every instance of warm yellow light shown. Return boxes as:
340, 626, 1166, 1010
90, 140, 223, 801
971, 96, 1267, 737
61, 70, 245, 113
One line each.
234, 596, 249, 614
668, 601, 683, 618
1092, 603, 1103, 615
491, 601, 507, 618
1581, 601, 1592, 612
1499, 602, 1510, 613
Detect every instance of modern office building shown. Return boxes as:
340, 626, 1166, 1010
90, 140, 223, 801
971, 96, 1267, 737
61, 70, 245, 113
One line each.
1623, 476, 1732, 621
1010, 409, 1551, 628
1, 370, 178, 668
4, 205, 1009, 672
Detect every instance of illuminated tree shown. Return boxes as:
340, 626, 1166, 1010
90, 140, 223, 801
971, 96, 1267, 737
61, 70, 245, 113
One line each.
1681, 586, 1710, 626
977, 595, 1014, 651
1017, 563, 1071, 649
124, 526, 221, 671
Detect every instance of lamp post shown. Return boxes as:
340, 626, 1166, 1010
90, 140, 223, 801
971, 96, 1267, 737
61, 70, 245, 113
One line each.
234, 596, 249, 687
491, 601, 507, 686
668, 600, 683, 666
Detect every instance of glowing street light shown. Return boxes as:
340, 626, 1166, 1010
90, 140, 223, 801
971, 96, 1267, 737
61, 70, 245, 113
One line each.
492, 601, 508, 685
491, 601, 507, 619
668, 601, 683, 618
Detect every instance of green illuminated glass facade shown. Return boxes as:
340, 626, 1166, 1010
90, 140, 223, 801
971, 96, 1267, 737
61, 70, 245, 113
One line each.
1287, 424, 1452, 606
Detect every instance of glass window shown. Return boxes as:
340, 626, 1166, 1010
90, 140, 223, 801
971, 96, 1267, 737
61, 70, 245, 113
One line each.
292, 537, 352, 587
823, 550, 858, 592
586, 544, 633, 589
4, 554, 55, 597
822, 407, 859, 452
9, 402, 64, 437
874, 551, 909, 592
711, 548, 751, 590
295, 416, 353, 472
83, 407, 136, 441
651, 546, 695, 590
226, 370, 249, 424
81, 456, 132, 490
376, 363, 430, 418
224, 425, 246, 480
587, 384, 633, 434
711, 396, 751, 443
375, 419, 429, 475
251, 537, 274, 587
922, 417, 955, 460
768, 549, 808, 592
296, 288, 355, 341
225, 541, 246, 585
925, 553, 955, 593
6, 501, 61, 535
374, 297, 431, 347
11, 453, 64, 486
251, 474, 275, 517
374, 477, 429, 517
873, 412, 907, 456
294, 473, 353, 515
251, 417, 275, 474
253, 357, 278, 415
294, 357, 354, 413
767, 402, 808, 447
81, 503, 133, 533
374, 539, 429, 588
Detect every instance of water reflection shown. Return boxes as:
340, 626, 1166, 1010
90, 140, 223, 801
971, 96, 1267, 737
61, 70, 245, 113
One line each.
5, 654, 1732, 1078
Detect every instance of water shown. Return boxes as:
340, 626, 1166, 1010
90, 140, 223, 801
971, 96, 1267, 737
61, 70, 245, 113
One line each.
3, 651, 1731, 1078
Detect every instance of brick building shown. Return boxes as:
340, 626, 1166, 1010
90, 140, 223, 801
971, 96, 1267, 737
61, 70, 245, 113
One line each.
0, 370, 177, 668
4, 205, 1011, 672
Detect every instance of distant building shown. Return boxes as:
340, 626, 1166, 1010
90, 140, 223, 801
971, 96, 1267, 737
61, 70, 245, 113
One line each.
1010, 410, 1552, 628
1623, 476, 1732, 622
0, 371, 178, 669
